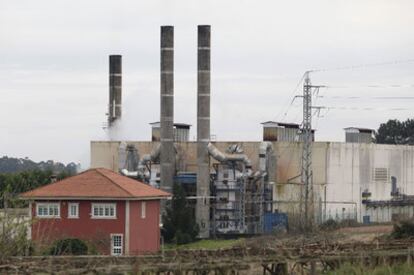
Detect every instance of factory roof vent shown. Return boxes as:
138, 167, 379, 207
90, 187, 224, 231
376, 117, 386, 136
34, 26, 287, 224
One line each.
261, 121, 300, 129
150, 122, 191, 142
344, 127, 374, 143
261, 121, 315, 142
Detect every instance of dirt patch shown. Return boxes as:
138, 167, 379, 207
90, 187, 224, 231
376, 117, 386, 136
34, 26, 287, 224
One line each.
336, 224, 393, 243
338, 224, 393, 234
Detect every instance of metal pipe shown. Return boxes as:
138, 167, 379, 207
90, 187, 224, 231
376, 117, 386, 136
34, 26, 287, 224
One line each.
139, 144, 161, 166
259, 141, 276, 214
196, 25, 211, 238
259, 141, 273, 173
207, 143, 253, 179
207, 143, 252, 169
120, 169, 139, 177
160, 26, 175, 193
257, 142, 276, 184
108, 55, 122, 126
121, 144, 161, 178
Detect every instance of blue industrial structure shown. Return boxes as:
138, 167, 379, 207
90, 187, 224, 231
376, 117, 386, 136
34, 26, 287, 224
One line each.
264, 213, 288, 234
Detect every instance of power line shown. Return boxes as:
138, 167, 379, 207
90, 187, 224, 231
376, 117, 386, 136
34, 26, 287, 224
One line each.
322, 106, 411, 111
310, 58, 414, 73
275, 61, 414, 135
273, 73, 307, 122
290, 105, 411, 110
323, 84, 414, 89
317, 96, 414, 100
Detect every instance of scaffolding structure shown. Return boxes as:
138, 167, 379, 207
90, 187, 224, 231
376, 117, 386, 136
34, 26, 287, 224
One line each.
212, 161, 268, 235
212, 163, 246, 234
245, 176, 264, 234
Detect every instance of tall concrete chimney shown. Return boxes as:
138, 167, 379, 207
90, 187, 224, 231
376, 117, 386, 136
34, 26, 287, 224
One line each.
196, 25, 211, 238
160, 26, 175, 193
108, 55, 122, 126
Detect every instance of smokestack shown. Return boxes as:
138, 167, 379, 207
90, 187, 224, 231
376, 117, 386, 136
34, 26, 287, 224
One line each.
196, 25, 211, 238
160, 26, 175, 192
108, 55, 122, 127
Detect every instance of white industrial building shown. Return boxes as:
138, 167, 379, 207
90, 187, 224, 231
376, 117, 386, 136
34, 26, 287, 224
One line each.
91, 125, 414, 225
95, 26, 414, 236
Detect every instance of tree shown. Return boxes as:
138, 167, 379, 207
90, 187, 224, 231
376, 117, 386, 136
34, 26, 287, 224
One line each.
162, 183, 199, 244
375, 118, 414, 145
0, 170, 73, 208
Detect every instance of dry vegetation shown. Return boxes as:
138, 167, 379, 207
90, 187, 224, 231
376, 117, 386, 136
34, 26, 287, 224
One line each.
0, 220, 414, 274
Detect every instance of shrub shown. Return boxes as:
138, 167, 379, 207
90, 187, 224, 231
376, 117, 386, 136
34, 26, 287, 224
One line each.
339, 219, 359, 227
320, 219, 339, 231
47, 238, 88, 255
175, 230, 193, 245
391, 220, 414, 239
0, 216, 33, 260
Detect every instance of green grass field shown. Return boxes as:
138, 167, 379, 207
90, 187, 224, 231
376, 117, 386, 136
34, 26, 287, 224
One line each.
327, 263, 414, 275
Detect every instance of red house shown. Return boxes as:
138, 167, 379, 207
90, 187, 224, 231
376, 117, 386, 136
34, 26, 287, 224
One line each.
20, 168, 170, 255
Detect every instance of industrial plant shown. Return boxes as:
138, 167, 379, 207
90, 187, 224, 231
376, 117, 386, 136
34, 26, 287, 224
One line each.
91, 25, 414, 238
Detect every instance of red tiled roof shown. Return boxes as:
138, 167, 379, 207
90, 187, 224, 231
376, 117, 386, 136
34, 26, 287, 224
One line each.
20, 168, 171, 200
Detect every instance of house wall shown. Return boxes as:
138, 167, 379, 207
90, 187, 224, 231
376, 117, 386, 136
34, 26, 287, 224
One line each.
31, 199, 162, 255
129, 200, 160, 254
31, 200, 125, 254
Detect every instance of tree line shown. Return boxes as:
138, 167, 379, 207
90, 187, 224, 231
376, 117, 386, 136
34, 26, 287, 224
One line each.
0, 170, 73, 208
375, 118, 414, 145
0, 156, 78, 174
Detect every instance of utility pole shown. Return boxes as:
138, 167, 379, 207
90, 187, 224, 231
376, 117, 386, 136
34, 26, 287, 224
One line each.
300, 71, 325, 231
301, 71, 313, 230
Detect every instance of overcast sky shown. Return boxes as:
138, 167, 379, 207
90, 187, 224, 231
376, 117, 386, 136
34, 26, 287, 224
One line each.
1, 0, 414, 167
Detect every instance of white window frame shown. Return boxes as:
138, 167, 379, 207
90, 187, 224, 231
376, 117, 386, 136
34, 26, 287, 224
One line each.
111, 234, 123, 256
36, 202, 60, 218
141, 201, 146, 219
68, 203, 79, 219
91, 203, 116, 219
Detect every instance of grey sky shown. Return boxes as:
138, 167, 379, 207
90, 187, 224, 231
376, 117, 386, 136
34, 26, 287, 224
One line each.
1, 0, 414, 167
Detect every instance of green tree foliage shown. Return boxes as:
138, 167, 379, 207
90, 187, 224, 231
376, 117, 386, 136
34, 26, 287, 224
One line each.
0, 170, 73, 208
162, 183, 199, 244
0, 156, 78, 174
375, 118, 414, 145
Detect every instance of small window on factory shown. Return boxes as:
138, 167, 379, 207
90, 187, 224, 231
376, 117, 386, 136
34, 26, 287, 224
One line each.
68, 203, 79, 218
141, 201, 146, 219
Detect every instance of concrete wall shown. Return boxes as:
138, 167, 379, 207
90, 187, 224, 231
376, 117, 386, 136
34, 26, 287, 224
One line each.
91, 141, 414, 223
326, 143, 414, 222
